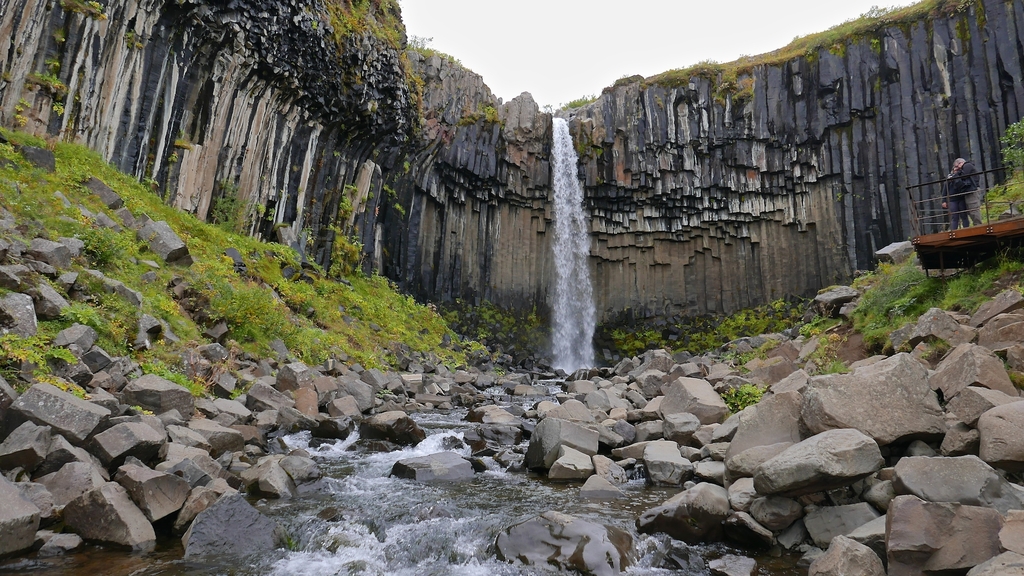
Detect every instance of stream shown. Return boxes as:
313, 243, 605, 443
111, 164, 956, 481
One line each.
2, 386, 804, 576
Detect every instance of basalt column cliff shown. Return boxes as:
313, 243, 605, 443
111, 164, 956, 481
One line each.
2, 0, 1023, 323
383, 0, 1024, 321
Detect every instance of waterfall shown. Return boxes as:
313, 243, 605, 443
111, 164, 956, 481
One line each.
550, 118, 596, 372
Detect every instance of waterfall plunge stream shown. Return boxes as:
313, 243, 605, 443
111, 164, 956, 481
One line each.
550, 118, 596, 372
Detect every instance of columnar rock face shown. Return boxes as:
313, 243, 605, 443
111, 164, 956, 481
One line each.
3, 0, 1023, 321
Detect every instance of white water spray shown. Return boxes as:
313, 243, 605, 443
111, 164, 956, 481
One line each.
550, 118, 595, 372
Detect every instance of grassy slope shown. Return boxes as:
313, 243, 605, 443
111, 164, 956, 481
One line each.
0, 129, 468, 391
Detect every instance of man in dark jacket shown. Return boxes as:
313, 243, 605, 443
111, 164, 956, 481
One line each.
942, 157, 980, 229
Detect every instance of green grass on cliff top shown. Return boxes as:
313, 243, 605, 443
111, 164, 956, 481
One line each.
0, 128, 468, 387
637, 0, 977, 90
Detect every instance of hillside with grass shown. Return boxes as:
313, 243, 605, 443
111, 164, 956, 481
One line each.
0, 128, 471, 395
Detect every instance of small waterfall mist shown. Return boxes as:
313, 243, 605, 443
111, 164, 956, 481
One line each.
550, 117, 596, 372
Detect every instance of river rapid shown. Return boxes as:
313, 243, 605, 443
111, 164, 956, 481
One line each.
1, 385, 803, 576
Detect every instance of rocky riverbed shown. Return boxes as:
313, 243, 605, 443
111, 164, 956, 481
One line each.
6, 278, 1024, 574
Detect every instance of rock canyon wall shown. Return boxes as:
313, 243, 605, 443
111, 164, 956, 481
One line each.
2, 0, 1023, 322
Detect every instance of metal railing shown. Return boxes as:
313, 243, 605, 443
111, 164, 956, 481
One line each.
906, 166, 1013, 237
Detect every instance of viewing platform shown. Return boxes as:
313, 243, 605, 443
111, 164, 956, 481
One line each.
908, 167, 1024, 273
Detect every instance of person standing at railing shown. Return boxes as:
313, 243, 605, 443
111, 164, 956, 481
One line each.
942, 157, 981, 229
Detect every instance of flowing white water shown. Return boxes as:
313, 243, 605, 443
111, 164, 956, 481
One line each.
550, 118, 596, 372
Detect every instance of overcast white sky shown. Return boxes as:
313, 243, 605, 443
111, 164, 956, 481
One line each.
398, 1, 917, 108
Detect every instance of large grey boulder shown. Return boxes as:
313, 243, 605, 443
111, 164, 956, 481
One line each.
0, 421, 52, 472
728, 477, 758, 512
122, 374, 195, 417
660, 377, 728, 424
663, 412, 701, 444
580, 475, 625, 500
63, 482, 156, 550
971, 290, 1024, 327
240, 457, 296, 498
723, 511, 774, 549
893, 455, 1024, 514
9, 383, 109, 444
0, 476, 40, 557
977, 313, 1024, 350
846, 515, 887, 563
753, 429, 883, 497
814, 286, 859, 317
53, 324, 98, 350
725, 441, 793, 479
340, 377, 374, 413
967, 552, 1024, 576
30, 282, 70, 320
0, 292, 37, 337
906, 307, 978, 348
187, 419, 244, 457
887, 495, 1003, 575
359, 411, 426, 446
749, 496, 803, 531
182, 493, 282, 558
495, 511, 632, 576
275, 362, 316, 392
803, 503, 880, 548
808, 535, 886, 576
84, 177, 124, 209
27, 238, 71, 269
636, 482, 731, 543
947, 386, 1021, 427
390, 451, 474, 482
549, 446, 596, 481
930, 344, 1017, 400
525, 417, 599, 470
137, 220, 190, 264
245, 381, 295, 412
91, 422, 166, 466
726, 390, 803, 460
802, 353, 945, 445
875, 240, 914, 264
978, 402, 1024, 471
643, 440, 694, 486
37, 461, 107, 507
114, 464, 190, 522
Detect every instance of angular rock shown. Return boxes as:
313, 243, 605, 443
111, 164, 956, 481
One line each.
0, 421, 51, 473
971, 290, 1024, 328
725, 441, 793, 479
390, 451, 474, 483
549, 445, 595, 481
37, 461, 107, 507
815, 286, 859, 317
1001, 510, 1024, 555
37, 532, 83, 557
728, 477, 758, 512
893, 455, 1024, 514
726, 390, 803, 460
636, 482, 731, 543
660, 377, 728, 424
279, 454, 320, 486
91, 421, 166, 467
245, 381, 295, 412
931, 343, 1017, 400
709, 554, 758, 576
0, 292, 38, 337
187, 419, 245, 457
886, 495, 1003, 575
122, 374, 195, 417
173, 486, 221, 534
525, 417, 599, 470
137, 220, 190, 264
948, 386, 1021, 427
275, 362, 316, 392
643, 440, 694, 486
340, 377, 375, 413
28, 238, 71, 269
663, 412, 701, 444
804, 503, 881, 548
753, 429, 883, 497
9, 383, 109, 444
875, 240, 914, 264
30, 282, 70, 320
802, 353, 945, 445
723, 511, 774, 549
84, 177, 124, 209
592, 454, 628, 485
846, 515, 887, 562
496, 511, 632, 575
114, 464, 190, 522
63, 482, 156, 549
967, 552, 1024, 576
908, 308, 978, 348
359, 411, 426, 446
580, 475, 624, 500
808, 535, 886, 576
979, 402, 1024, 471
0, 476, 40, 557
941, 422, 981, 456
182, 493, 282, 558
750, 496, 803, 531
240, 457, 296, 498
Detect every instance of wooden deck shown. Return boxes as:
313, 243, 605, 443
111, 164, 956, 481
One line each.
912, 216, 1024, 271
